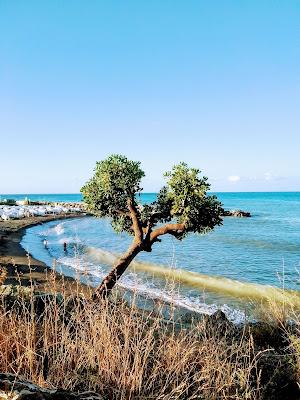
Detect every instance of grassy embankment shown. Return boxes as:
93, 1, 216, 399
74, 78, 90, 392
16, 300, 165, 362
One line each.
0, 266, 300, 400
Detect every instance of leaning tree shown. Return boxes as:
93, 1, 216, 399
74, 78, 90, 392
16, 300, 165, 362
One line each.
81, 154, 223, 298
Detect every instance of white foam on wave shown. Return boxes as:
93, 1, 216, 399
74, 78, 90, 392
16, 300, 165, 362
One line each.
117, 273, 247, 324
56, 252, 246, 324
40, 222, 65, 237
57, 255, 102, 275
58, 237, 74, 244
53, 223, 65, 235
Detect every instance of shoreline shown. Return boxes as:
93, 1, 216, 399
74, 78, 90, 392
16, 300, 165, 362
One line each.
2, 209, 298, 321
0, 213, 89, 294
0, 213, 192, 322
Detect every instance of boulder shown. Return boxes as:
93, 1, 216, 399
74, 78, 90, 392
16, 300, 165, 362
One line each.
0, 373, 104, 400
180, 310, 203, 325
181, 310, 236, 337
203, 310, 236, 336
222, 209, 251, 217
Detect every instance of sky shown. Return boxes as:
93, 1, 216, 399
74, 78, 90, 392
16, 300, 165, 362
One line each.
0, 1, 299, 193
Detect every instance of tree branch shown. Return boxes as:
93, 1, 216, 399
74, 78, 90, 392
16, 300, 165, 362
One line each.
127, 198, 143, 242
115, 210, 130, 217
144, 211, 164, 238
149, 223, 186, 244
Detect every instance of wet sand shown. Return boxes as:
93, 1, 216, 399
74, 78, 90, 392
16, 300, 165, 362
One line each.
0, 214, 90, 294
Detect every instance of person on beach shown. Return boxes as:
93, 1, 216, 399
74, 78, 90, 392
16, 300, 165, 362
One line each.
63, 242, 67, 252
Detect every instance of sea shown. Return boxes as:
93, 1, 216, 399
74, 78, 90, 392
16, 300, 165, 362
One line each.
4, 192, 300, 323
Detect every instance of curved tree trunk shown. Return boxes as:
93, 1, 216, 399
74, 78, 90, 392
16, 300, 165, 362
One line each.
92, 221, 186, 300
93, 242, 141, 300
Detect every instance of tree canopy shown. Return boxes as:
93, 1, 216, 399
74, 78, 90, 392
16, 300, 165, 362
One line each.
81, 154, 145, 234
81, 154, 223, 296
82, 154, 223, 241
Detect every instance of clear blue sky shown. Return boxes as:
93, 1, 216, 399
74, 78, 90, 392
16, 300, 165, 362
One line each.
0, 1, 299, 193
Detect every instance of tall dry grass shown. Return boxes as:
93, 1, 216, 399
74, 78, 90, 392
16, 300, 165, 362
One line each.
255, 295, 300, 392
0, 273, 263, 399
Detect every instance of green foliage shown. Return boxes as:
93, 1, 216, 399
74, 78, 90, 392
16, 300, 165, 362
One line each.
81, 154, 145, 233
81, 155, 223, 238
162, 162, 222, 234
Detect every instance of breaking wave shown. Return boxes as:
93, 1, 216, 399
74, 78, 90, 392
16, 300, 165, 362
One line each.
57, 252, 247, 324
86, 246, 300, 306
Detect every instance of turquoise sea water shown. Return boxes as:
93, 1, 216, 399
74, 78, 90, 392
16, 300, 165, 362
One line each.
0, 193, 82, 203
17, 192, 300, 322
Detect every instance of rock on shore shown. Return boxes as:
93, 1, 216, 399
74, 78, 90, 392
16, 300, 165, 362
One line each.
0, 373, 103, 399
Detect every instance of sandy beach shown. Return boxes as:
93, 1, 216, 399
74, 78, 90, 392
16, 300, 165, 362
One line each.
0, 213, 87, 293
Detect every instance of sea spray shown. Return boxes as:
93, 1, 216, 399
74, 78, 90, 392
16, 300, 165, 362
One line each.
40, 222, 65, 237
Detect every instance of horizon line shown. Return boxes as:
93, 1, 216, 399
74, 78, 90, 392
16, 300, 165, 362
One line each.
1, 191, 300, 195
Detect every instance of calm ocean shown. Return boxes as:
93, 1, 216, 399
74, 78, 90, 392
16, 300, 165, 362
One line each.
16, 192, 300, 322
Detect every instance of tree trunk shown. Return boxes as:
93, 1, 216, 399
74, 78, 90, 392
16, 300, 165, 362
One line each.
93, 242, 141, 300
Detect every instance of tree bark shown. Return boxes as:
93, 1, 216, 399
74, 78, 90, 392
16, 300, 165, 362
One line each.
93, 241, 142, 299
150, 223, 185, 244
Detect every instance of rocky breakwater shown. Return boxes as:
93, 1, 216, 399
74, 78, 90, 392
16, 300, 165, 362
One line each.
0, 202, 85, 221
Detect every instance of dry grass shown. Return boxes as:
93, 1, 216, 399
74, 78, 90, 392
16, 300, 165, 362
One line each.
8, 265, 300, 399
257, 296, 300, 390
0, 266, 7, 286
0, 273, 263, 400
